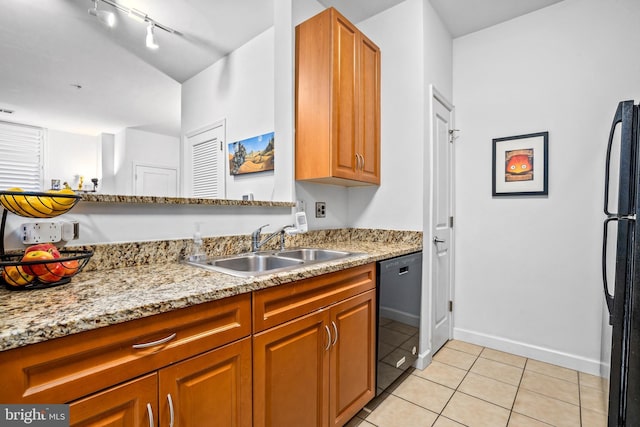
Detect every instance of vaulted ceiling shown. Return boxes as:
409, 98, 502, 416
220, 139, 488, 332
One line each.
0, 0, 564, 136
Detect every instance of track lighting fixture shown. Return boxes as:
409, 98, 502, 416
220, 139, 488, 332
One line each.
145, 24, 159, 50
87, 0, 182, 50
88, 0, 116, 27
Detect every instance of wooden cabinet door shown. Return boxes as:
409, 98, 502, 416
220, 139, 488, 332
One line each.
295, 7, 380, 186
358, 33, 381, 184
158, 337, 252, 427
69, 373, 157, 427
332, 11, 359, 182
329, 290, 377, 427
253, 309, 331, 427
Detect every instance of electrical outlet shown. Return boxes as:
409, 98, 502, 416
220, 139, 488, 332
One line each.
315, 202, 326, 218
21, 221, 80, 244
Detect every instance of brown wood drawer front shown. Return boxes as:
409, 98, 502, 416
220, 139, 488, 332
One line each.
0, 293, 251, 404
253, 263, 375, 333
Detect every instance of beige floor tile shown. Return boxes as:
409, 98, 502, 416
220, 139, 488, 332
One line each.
519, 370, 579, 405
513, 389, 580, 427
581, 407, 608, 427
507, 412, 552, 426
344, 415, 377, 426
579, 371, 608, 392
470, 357, 523, 386
525, 359, 578, 384
445, 339, 484, 356
433, 347, 478, 370
458, 372, 518, 409
392, 374, 455, 414
413, 360, 467, 389
442, 391, 510, 427
433, 416, 466, 427
580, 383, 608, 414
365, 394, 438, 427
481, 347, 527, 368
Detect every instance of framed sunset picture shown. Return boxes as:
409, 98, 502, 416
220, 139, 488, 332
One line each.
492, 131, 548, 196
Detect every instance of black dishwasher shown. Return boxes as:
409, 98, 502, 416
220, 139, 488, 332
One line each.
376, 251, 422, 395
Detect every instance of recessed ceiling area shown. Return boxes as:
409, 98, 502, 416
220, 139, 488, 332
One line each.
0, 0, 565, 137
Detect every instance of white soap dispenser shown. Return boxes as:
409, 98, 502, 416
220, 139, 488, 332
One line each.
189, 223, 206, 262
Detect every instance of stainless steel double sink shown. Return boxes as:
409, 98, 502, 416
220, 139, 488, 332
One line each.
185, 248, 360, 277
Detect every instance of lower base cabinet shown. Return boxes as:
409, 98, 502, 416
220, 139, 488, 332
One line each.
69, 373, 158, 427
253, 289, 376, 427
2, 264, 377, 427
69, 337, 253, 427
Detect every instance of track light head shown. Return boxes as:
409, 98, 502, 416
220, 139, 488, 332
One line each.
88, 1, 115, 27
145, 24, 159, 50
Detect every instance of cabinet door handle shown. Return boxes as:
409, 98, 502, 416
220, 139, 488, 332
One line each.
146, 403, 154, 427
355, 154, 360, 171
132, 333, 177, 349
324, 325, 331, 351
360, 154, 365, 171
331, 321, 338, 347
167, 393, 175, 427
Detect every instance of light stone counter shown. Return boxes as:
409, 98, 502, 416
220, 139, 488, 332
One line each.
0, 231, 422, 352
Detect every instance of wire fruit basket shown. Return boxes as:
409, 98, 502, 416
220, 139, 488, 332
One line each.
1, 250, 93, 290
0, 190, 80, 218
0, 190, 93, 290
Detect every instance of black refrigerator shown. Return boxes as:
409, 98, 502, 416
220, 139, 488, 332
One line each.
603, 100, 640, 426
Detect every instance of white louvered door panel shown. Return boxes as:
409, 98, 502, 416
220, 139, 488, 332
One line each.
185, 122, 225, 198
0, 121, 44, 191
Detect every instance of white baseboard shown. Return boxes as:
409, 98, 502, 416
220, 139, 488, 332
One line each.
414, 349, 433, 371
453, 327, 605, 376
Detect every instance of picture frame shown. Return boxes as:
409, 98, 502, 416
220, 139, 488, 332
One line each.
228, 131, 275, 176
492, 131, 548, 196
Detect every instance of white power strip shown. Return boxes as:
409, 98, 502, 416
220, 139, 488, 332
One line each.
21, 222, 79, 244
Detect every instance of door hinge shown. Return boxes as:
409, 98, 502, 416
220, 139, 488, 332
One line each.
449, 129, 460, 143
449, 216, 454, 228
449, 301, 453, 312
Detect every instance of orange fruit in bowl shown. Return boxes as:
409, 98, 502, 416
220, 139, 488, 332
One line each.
2, 265, 34, 287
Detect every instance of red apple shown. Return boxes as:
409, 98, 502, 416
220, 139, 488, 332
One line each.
21, 250, 55, 276
24, 243, 60, 259
36, 262, 65, 283
60, 259, 80, 277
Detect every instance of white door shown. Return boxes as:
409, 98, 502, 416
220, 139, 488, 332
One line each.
134, 164, 177, 197
184, 121, 226, 198
430, 86, 455, 354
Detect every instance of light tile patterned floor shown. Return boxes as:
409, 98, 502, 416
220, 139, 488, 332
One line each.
346, 340, 608, 427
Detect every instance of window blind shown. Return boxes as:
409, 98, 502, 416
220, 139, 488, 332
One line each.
0, 121, 44, 191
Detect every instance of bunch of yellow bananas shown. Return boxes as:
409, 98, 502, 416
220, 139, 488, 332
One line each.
0, 187, 76, 217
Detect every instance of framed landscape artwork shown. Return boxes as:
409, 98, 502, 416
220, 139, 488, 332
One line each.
228, 132, 275, 176
492, 131, 548, 196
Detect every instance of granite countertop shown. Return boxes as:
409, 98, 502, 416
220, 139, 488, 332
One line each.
0, 241, 421, 352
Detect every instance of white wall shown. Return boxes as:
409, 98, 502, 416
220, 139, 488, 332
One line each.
46, 130, 100, 190
182, 28, 278, 201
346, 0, 426, 231
452, 0, 640, 374
112, 128, 180, 195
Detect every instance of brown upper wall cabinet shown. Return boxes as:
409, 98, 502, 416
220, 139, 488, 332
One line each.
295, 8, 381, 186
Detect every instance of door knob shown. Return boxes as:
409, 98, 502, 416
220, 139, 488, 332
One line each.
433, 237, 445, 244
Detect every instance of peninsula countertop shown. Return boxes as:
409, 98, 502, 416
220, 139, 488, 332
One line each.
0, 241, 422, 352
